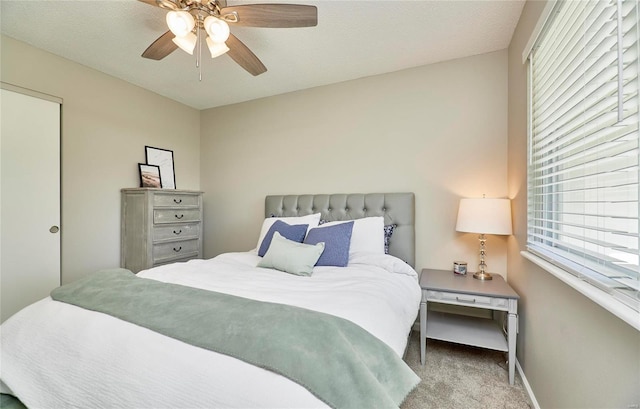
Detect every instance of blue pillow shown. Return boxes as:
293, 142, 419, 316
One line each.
258, 220, 309, 257
304, 221, 354, 267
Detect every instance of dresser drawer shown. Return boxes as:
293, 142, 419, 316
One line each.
153, 255, 198, 267
153, 193, 200, 207
154, 209, 201, 224
153, 239, 199, 263
153, 223, 200, 241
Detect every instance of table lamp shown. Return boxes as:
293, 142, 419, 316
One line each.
455, 197, 512, 280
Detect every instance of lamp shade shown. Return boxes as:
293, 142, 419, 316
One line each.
172, 32, 197, 55
456, 198, 512, 235
204, 16, 230, 43
206, 37, 230, 58
166, 11, 195, 37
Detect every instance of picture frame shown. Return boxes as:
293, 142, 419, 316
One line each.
145, 146, 176, 189
138, 163, 162, 188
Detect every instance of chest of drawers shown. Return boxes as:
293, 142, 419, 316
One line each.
121, 188, 204, 273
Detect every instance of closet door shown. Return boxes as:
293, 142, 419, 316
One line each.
1, 86, 61, 323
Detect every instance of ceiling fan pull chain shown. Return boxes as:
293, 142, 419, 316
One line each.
195, 24, 200, 69
196, 23, 202, 81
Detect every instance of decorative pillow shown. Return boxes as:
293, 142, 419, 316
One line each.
320, 217, 385, 255
257, 220, 308, 257
258, 232, 325, 276
255, 213, 321, 251
383, 224, 397, 254
304, 221, 354, 267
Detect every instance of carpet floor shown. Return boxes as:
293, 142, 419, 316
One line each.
401, 331, 533, 409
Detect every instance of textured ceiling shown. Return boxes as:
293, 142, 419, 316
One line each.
1, 0, 525, 110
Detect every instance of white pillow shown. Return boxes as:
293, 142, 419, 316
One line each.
320, 216, 385, 255
255, 213, 321, 251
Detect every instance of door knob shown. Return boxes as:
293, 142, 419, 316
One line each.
49, 226, 59, 233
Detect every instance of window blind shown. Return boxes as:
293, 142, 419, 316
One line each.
528, 0, 639, 311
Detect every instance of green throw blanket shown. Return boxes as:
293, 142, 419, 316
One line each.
51, 269, 419, 409
0, 394, 26, 409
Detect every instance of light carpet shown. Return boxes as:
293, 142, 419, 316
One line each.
401, 331, 533, 409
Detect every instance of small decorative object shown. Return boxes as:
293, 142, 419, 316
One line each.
145, 146, 176, 189
455, 195, 513, 280
453, 261, 467, 275
138, 164, 162, 188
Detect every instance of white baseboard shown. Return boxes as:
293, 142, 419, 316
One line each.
516, 359, 540, 409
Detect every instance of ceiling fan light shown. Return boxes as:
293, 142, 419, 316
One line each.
166, 11, 195, 37
206, 37, 230, 58
172, 32, 197, 55
204, 16, 230, 43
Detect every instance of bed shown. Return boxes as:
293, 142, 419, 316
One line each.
0, 192, 421, 409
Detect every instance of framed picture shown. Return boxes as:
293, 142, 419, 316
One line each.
138, 163, 162, 188
145, 146, 176, 189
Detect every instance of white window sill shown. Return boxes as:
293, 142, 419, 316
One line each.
520, 251, 640, 332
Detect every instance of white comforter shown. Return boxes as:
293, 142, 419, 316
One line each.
0, 252, 421, 408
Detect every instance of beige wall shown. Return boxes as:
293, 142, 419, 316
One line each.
507, 2, 640, 408
1, 35, 201, 284
2, 36, 509, 281
201, 50, 509, 275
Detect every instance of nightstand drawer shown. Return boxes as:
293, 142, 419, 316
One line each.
153, 223, 200, 241
492, 298, 509, 308
154, 209, 201, 224
153, 238, 199, 262
153, 194, 200, 207
427, 290, 506, 309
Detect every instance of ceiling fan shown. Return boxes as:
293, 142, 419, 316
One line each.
138, 0, 317, 76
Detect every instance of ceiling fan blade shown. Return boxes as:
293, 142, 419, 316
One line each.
226, 34, 267, 76
142, 31, 178, 60
220, 4, 317, 28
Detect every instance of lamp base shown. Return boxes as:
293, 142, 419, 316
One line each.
473, 271, 493, 280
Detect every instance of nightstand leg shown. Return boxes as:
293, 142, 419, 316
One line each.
420, 300, 426, 365
508, 312, 517, 385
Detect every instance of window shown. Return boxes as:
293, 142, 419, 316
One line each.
527, 0, 639, 312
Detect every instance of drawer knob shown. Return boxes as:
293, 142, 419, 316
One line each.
456, 297, 476, 303
173, 229, 182, 235
175, 214, 184, 219
174, 198, 182, 204
173, 246, 182, 252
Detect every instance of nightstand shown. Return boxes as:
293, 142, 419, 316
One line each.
419, 268, 520, 385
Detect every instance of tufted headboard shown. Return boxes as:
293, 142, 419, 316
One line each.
265, 193, 415, 268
